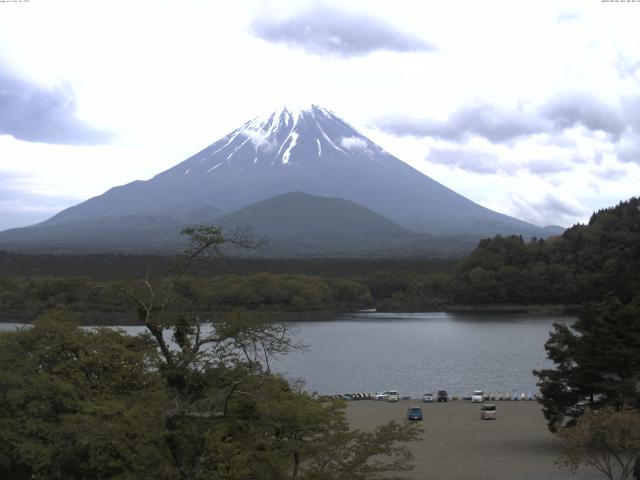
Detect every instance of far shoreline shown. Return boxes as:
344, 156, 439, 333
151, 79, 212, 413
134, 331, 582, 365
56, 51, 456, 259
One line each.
0, 305, 579, 326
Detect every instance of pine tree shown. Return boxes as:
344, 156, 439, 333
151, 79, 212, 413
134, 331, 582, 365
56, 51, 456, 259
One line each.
534, 295, 640, 432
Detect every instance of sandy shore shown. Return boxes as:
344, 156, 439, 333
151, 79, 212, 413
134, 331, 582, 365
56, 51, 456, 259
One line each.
346, 399, 601, 480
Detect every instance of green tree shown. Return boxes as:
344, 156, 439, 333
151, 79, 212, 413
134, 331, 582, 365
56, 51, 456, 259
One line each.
302, 420, 420, 480
557, 407, 640, 480
534, 296, 640, 432
0, 311, 173, 480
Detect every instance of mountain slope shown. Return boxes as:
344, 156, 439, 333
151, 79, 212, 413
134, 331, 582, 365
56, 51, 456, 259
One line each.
215, 191, 420, 255
37, 105, 554, 237
218, 191, 410, 239
0, 215, 187, 253
0, 192, 478, 257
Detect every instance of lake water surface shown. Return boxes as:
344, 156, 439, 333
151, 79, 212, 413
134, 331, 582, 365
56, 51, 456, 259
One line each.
0, 312, 570, 399
272, 312, 569, 398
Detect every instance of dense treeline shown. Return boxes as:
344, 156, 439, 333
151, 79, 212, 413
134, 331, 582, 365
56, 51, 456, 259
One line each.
0, 252, 456, 279
450, 236, 578, 304
0, 274, 375, 322
1, 197, 638, 319
451, 197, 640, 306
0, 251, 457, 320
529, 198, 640, 449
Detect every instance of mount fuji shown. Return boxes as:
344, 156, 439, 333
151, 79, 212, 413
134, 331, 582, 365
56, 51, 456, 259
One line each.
0, 105, 561, 255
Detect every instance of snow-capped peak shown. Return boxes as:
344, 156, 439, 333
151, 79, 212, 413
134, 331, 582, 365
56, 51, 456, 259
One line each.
243, 104, 332, 134
179, 104, 381, 175
235, 104, 343, 164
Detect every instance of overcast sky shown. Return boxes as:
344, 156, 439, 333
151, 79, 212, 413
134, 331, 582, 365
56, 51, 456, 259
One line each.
1, 0, 639, 231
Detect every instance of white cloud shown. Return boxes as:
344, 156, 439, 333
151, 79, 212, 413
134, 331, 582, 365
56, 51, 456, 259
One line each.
427, 144, 512, 175
339, 136, 368, 150
0, 0, 639, 229
615, 134, 640, 164
242, 129, 277, 151
591, 166, 628, 181
250, 3, 435, 57
484, 191, 592, 228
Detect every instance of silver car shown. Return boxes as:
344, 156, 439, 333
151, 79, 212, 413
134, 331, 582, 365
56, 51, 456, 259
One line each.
480, 404, 497, 420
374, 391, 390, 401
471, 390, 484, 403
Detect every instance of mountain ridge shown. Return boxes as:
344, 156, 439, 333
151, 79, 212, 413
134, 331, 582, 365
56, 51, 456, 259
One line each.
0, 105, 563, 254
40, 105, 556, 236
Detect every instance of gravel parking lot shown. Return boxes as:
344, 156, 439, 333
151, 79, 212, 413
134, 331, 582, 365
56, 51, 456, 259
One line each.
346, 399, 602, 480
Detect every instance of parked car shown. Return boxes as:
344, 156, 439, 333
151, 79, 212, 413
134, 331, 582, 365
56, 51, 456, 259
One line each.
374, 391, 390, 401
471, 390, 484, 403
437, 390, 448, 402
422, 392, 434, 403
388, 390, 400, 402
565, 401, 587, 418
480, 404, 497, 420
406, 407, 423, 421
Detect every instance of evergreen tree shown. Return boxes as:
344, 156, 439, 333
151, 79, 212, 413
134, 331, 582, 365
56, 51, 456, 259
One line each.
534, 295, 640, 432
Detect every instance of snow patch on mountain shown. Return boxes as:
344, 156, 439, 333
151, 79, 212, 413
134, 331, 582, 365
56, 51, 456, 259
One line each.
316, 121, 345, 153
207, 162, 223, 172
226, 137, 252, 161
244, 105, 305, 133
220, 104, 361, 166
281, 132, 299, 164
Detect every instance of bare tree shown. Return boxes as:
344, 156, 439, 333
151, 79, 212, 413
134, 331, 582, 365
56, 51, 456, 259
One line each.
113, 225, 301, 411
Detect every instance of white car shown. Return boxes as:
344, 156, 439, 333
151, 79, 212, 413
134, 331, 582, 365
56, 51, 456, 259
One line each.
374, 391, 390, 401
422, 392, 434, 403
387, 390, 400, 402
471, 390, 484, 403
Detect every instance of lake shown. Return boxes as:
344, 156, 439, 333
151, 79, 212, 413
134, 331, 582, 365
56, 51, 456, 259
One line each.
272, 312, 567, 398
0, 312, 569, 399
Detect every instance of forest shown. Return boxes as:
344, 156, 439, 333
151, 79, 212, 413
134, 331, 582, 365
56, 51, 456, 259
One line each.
0, 197, 638, 322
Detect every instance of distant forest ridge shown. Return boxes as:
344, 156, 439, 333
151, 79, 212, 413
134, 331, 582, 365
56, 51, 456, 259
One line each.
0, 197, 637, 321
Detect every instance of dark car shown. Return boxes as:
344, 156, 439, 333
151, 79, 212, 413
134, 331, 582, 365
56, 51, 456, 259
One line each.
437, 390, 448, 402
480, 404, 497, 420
406, 407, 423, 421
565, 401, 587, 418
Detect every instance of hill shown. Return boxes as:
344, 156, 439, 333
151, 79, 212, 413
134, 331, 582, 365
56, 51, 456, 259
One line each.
215, 192, 476, 257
